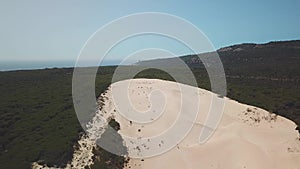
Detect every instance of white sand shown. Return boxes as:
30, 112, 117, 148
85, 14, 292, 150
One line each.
33, 78, 300, 169
101, 79, 300, 169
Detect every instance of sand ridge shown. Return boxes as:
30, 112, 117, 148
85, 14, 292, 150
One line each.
101, 79, 300, 169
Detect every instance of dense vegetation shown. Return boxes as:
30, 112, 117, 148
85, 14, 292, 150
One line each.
0, 40, 299, 169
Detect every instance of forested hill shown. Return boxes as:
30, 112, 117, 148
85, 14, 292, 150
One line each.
138, 40, 300, 80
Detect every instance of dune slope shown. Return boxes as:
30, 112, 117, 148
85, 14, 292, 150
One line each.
32, 78, 300, 169
101, 79, 300, 169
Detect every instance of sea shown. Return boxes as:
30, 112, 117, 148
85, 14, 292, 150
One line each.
0, 60, 122, 72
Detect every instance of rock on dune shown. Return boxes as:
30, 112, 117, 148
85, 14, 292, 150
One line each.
100, 79, 300, 169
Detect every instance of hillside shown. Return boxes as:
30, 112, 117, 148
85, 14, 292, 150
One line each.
0, 40, 299, 168
139, 40, 300, 79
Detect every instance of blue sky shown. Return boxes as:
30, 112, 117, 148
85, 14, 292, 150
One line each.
0, 0, 299, 64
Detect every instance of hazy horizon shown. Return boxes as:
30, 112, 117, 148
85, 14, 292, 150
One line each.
1, 38, 299, 71
1, 0, 299, 66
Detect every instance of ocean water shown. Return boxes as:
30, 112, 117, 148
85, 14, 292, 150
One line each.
0, 60, 122, 71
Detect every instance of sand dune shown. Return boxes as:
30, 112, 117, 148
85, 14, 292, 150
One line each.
32, 78, 300, 169
100, 79, 300, 169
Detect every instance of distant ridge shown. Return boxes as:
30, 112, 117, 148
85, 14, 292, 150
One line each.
137, 40, 300, 80
218, 40, 300, 52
